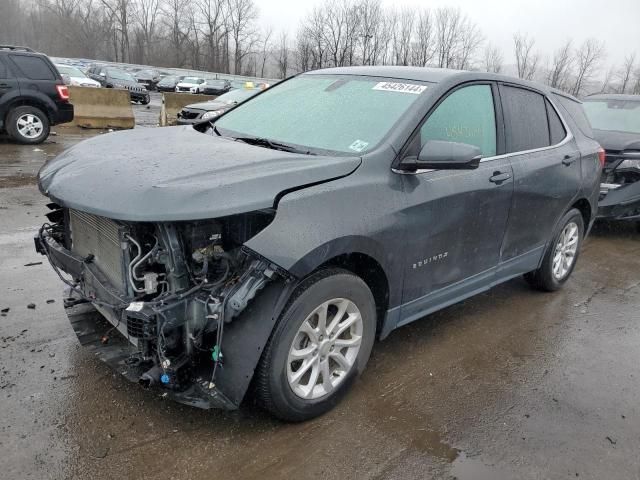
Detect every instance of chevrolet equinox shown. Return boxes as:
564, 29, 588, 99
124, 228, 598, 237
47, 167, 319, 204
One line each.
36, 66, 602, 421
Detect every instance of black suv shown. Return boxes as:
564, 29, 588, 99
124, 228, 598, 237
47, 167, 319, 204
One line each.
0, 45, 73, 144
86, 64, 150, 104
36, 67, 602, 421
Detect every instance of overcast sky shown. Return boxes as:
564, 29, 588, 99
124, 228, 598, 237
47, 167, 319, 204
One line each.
256, 0, 640, 69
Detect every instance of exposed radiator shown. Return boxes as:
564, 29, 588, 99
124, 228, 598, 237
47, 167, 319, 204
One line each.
69, 209, 126, 290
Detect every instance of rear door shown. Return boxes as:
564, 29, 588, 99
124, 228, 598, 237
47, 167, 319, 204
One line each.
498, 84, 580, 267
7, 53, 60, 102
0, 56, 20, 120
399, 82, 514, 325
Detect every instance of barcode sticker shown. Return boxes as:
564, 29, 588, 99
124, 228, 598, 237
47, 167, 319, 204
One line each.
373, 82, 427, 94
126, 302, 144, 312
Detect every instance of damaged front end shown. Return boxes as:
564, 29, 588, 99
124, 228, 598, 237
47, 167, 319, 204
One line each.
598, 151, 640, 222
35, 205, 293, 409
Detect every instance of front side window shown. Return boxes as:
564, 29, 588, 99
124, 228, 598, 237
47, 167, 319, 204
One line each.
216, 75, 429, 154
9, 54, 55, 80
420, 84, 497, 157
583, 99, 640, 135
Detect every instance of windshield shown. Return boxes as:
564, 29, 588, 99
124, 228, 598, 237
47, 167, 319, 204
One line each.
56, 65, 86, 78
159, 75, 179, 84
215, 75, 428, 154
107, 68, 136, 82
216, 88, 258, 104
182, 77, 203, 84
583, 99, 640, 135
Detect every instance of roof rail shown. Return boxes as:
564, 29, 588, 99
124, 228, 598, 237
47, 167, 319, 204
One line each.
0, 45, 35, 52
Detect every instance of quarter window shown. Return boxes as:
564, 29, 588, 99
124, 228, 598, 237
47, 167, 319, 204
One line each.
9, 54, 56, 80
546, 99, 566, 145
420, 84, 496, 157
502, 86, 550, 152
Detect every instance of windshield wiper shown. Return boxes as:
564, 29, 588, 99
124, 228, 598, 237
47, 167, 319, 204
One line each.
233, 136, 316, 155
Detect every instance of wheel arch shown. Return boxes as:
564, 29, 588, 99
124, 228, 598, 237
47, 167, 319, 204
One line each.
316, 252, 390, 334
3, 95, 54, 123
570, 198, 592, 230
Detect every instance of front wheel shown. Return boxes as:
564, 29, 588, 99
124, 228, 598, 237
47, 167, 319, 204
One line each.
140, 96, 150, 105
255, 269, 376, 421
524, 208, 584, 291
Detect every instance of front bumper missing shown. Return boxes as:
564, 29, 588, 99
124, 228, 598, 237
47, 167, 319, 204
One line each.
68, 302, 236, 409
36, 231, 239, 410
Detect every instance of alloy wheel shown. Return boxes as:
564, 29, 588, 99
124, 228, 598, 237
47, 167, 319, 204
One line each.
552, 221, 579, 280
287, 298, 363, 400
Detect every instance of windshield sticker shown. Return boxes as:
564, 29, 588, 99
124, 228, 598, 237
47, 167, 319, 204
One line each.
373, 82, 427, 94
349, 140, 369, 152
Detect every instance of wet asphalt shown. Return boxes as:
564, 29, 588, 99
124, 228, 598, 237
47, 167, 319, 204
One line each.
1, 95, 639, 479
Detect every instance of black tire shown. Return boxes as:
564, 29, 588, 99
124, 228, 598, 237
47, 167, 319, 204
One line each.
524, 208, 584, 292
6, 105, 50, 145
255, 268, 376, 422
141, 96, 150, 105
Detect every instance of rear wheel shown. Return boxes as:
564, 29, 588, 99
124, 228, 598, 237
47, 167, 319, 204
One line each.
524, 208, 584, 291
255, 269, 376, 421
140, 96, 150, 105
6, 106, 50, 144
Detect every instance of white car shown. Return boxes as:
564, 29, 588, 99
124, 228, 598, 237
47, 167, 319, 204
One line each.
175, 77, 206, 94
55, 64, 101, 88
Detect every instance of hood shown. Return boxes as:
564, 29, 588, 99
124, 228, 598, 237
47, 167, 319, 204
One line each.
177, 82, 199, 87
593, 129, 640, 152
38, 127, 361, 222
185, 100, 228, 111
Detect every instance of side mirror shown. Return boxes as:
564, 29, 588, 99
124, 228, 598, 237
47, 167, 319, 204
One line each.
99, 72, 106, 77
401, 140, 482, 171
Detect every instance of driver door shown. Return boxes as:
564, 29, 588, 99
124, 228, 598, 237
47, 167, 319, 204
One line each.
399, 83, 514, 326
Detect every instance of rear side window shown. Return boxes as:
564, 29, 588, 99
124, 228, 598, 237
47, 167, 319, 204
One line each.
502, 86, 550, 152
546, 99, 567, 145
420, 84, 497, 157
551, 93, 594, 138
9, 54, 56, 80
0, 59, 8, 79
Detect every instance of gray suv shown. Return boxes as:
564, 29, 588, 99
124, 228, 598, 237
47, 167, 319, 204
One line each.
35, 66, 601, 421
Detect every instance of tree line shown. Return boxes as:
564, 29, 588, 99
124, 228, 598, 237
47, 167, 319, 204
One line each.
1, 0, 639, 95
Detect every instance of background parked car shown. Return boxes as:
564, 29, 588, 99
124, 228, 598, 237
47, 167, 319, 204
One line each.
175, 76, 206, 93
583, 94, 640, 229
54, 64, 101, 88
86, 64, 150, 104
134, 68, 161, 91
0, 45, 73, 144
156, 74, 184, 92
201, 79, 231, 95
177, 85, 262, 124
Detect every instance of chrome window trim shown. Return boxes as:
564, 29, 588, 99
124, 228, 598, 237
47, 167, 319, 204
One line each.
393, 94, 575, 175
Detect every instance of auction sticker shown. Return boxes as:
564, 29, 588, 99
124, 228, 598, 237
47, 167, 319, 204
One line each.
349, 140, 369, 152
373, 82, 427, 94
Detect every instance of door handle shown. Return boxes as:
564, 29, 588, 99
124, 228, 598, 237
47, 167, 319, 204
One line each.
562, 154, 577, 166
489, 171, 512, 184
0, 83, 9, 88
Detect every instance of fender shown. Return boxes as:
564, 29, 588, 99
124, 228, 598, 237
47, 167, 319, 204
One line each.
1, 90, 57, 122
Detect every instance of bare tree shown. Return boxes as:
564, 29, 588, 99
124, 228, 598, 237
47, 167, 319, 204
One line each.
570, 38, 605, 97
513, 33, 539, 80
453, 16, 483, 70
276, 31, 289, 78
132, 0, 160, 64
483, 44, 503, 73
162, 0, 191, 67
198, 0, 229, 72
101, 0, 132, 62
410, 8, 435, 67
599, 66, 615, 93
617, 53, 636, 94
435, 7, 462, 68
256, 26, 273, 77
227, 0, 258, 74
547, 40, 573, 89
